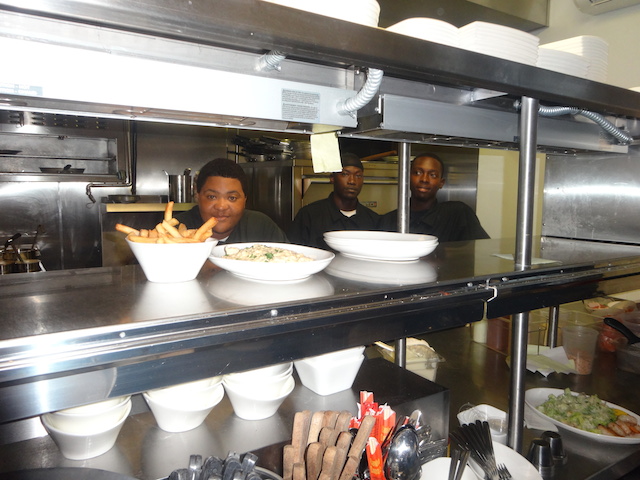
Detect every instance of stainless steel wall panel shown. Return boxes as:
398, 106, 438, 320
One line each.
542, 149, 640, 244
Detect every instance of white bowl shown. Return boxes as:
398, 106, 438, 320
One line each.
44, 396, 131, 435
42, 400, 131, 460
126, 237, 217, 283
294, 354, 364, 396
323, 231, 438, 262
143, 384, 224, 433
146, 376, 223, 404
223, 375, 295, 420
224, 371, 293, 398
301, 346, 365, 364
224, 362, 293, 381
209, 243, 334, 283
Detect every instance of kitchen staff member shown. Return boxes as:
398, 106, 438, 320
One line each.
288, 152, 380, 250
380, 153, 489, 242
177, 158, 288, 244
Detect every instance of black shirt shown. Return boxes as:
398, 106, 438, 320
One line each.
175, 206, 288, 244
288, 193, 380, 251
380, 200, 489, 242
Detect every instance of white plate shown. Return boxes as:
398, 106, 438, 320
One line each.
208, 270, 334, 305
525, 388, 640, 444
323, 231, 438, 262
325, 253, 437, 285
420, 456, 476, 480
468, 442, 542, 480
209, 242, 334, 283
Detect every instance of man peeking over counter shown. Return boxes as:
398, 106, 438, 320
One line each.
176, 158, 288, 244
288, 152, 380, 251
380, 153, 489, 242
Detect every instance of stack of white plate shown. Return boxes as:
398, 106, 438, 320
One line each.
261, 0, 380, 27
537, 48, 590, 78
458, 21, 539, 66
386, 17, 460, 48
540, 36, 608, 82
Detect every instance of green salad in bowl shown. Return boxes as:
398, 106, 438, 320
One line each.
537, 388, 618, 433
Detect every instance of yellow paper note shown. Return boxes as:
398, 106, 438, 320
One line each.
310, 132, 341, 173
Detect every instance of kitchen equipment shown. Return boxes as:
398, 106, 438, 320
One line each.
167, 170, 193, 203
527, 438, 554, 478
540, 431, 567, 465
39, 164, 85, 174
604, 317, 640, 374
604, 317, 640, 343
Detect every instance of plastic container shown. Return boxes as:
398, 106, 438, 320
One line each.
374, 339, 444, 382
562, 326, 599, 375
457, 404, 508, 445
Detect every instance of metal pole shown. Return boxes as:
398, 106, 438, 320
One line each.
547, 306, 560, 348
508, 96, 539, 453
394, 142, 411, 368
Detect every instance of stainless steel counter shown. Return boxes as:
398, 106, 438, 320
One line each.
2, 237, 640, 425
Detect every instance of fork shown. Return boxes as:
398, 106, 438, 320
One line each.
497, 463, 512, 480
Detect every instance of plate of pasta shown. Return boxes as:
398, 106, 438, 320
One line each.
525, 388, 640, 444
209, 243, 334, 282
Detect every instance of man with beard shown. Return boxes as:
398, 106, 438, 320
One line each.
288, 152, 380, 250
380, 153, 489, 242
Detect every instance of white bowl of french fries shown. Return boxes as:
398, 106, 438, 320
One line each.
117, 202, 218, 283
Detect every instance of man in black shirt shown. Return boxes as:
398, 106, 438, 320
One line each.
176, 158, 287, 244
288, 152, 380, 250
380, 153, 489, 242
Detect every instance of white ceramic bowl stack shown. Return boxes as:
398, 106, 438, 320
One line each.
144, 376, 224, 432
222, 363, 295, 420
386, 18, 460, 48
458, 21, 540, 66
294, 346, 365, 396
41, 396, 132, 460
261, 0, 380, 27
540, 36, 608, 82
126, 237, 218, 283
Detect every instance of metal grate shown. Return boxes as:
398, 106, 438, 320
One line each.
0, 111, 109, 130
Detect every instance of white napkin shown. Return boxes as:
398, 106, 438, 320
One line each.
310, 132, 342, 173
526, 346, 577, 377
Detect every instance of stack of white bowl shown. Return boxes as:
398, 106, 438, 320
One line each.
294, 346, 365, 396
222, 363, 295, 420
143, 376, 224, 432
458, 21, 540, 66
41, 396, 132, 460
260, 0, 380, 27
540, 36, 609, 82
386, 18, 460, 48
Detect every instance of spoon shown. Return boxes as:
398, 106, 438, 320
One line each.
384, 426, 421, 480
604, 317, 640, 344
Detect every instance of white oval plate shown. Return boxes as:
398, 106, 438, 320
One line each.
468, 442, 542, 480
525, 388, 640, 444
323, 231, 438, 263
420, 456, 476, 480
209, 243, 334, 283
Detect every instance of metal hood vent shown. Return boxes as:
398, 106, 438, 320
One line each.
377, 0, 549, 32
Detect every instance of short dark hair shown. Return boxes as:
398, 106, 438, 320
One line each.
412, 153, 445, 175
195, 158, 248, 194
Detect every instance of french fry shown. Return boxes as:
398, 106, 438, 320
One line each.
115, 224, 140, 236
194, 216, 218, 242
164, 201, 174, 222
162, 220, 183, 239
117, 206, 215, 244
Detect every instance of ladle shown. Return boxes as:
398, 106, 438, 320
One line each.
384, 426, 421, 480
604, 317, 640, 344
